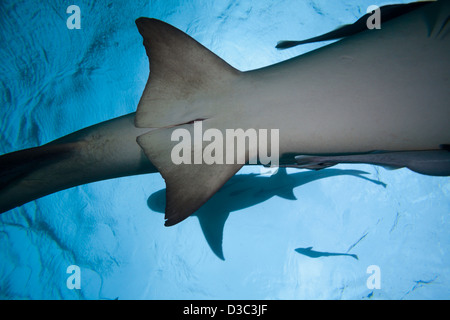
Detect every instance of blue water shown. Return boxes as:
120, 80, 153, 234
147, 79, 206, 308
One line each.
1, 0, 449, 299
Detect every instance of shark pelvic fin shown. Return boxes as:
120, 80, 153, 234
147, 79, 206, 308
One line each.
294, 149, 450, 176
134, 18, 244, 226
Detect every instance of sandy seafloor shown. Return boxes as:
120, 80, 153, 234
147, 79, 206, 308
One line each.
0, 0, 449, 299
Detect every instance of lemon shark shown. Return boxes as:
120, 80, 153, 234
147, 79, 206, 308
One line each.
0, 1, 449, 227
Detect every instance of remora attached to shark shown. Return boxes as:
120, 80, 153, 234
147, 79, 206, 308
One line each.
0, 1, 449, 227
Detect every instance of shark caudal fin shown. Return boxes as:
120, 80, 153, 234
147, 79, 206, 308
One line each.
134, 18, 244, 226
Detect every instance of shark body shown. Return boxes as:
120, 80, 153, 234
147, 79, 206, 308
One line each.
134, 0, 450, 225
0, 1, 449, 226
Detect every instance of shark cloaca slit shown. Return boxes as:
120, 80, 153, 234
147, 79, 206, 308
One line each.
134, 0, 450, 225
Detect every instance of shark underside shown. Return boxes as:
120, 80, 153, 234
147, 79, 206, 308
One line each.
134, 0, 450, 225
0, 1, 449, 227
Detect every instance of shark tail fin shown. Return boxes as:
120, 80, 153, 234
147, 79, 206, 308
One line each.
134, 18, 244, 226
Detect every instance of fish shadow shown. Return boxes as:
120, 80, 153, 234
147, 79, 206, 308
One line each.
147, 167, 386, 260
295, 247, 359, 260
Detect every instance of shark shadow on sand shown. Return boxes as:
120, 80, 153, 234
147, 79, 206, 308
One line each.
147, 167, 386, 260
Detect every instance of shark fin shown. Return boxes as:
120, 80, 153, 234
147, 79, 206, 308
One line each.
134, 18, 244, 226
138, 125, 243, 226
134, 18, 240, 128
276, 1, 434, 49
295, 150, 450, 176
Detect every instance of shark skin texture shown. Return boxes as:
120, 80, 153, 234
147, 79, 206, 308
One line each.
0, 1, 449, 227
